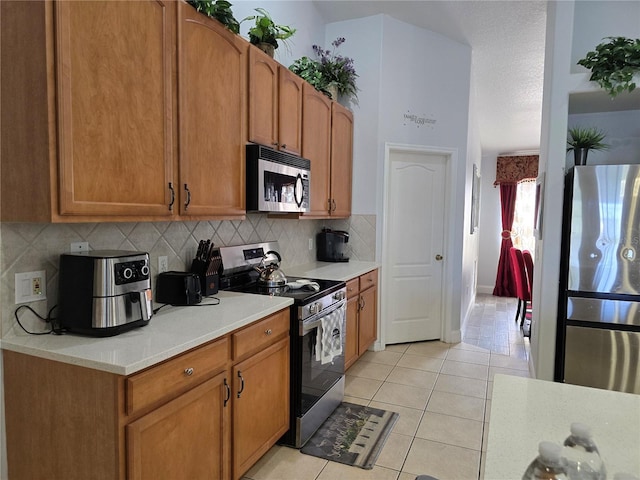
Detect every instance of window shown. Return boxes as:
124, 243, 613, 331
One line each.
512, 180, 536, 255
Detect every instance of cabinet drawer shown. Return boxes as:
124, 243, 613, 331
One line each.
360, 270, 378, 290
233, 308, 290, 360
126, 338, 229, 415
346, 278, 359, 299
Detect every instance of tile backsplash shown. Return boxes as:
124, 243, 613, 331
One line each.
0, 214, 376, 336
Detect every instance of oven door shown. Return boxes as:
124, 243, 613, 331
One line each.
299, 300, 346, 417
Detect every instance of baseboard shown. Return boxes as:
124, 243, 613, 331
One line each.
477, 285, 494, 295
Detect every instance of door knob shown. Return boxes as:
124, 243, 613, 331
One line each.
435, 254, 443, 261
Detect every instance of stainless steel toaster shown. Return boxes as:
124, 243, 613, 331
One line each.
57, 250, 153, 336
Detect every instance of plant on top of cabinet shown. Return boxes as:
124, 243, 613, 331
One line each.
566, 126, 609, 166
187, 0, 240, 33
577, 36, 640, 97
312, 37, 359, 103
240, 8, 295, 57
289, 56, 331, 97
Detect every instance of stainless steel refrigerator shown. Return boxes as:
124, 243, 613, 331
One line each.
556, 164, 640, 394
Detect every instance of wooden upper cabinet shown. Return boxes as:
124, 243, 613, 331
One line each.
1, 0, 177, 221
56, 0, 176, 217
248, 46, 302, 156
248, 47, 278, 150
277, 67, 303, 156
330, 103, 354, 218
178, 3, 247, 218
301, 83, 332, 217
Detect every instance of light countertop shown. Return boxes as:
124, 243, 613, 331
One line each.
287, 260, 380, 282
0, 291, 293, 376
484, 374, 640, 479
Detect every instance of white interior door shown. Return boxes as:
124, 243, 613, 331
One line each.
384, 150, 447, 344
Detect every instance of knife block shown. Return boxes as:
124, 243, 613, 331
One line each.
190, 259, 219, 296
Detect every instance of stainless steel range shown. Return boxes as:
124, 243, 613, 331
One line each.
219, 242, 347, 448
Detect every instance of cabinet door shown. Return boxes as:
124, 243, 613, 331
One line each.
233, 337, 289, 480
330, 102, 353, 217
358, 285, 378, 355
302, 83, 332, 217
56, 1, 175, 216
278, 67, 303, 156
248, 47, 278, 149
345, 295, 360, 370
126, 372, 229, 480
178, 3, 247, 217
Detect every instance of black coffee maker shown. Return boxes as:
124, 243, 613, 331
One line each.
316, 228, 350, 262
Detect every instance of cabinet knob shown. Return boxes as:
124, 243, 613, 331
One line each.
265, 328, 272, 335
435, 254, 443, 261
184, 367, 194, 376
281, 144, 287, 149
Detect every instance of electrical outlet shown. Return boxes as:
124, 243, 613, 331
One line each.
158, 256, 169, 274
15, 271, 47, 304
308, 238, 313, 251
70, 242, 89, 253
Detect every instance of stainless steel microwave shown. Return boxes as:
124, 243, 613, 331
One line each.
246, 144, 310, 213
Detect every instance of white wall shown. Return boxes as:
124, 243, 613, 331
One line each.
476, 151, 502, 294
322, 15, 473, 338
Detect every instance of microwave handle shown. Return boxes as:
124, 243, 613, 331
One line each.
294, 174, 304, 208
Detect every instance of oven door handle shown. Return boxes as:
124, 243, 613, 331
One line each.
300, 299, 346, 336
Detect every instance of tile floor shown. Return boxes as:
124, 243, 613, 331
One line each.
243, 294, 531, 480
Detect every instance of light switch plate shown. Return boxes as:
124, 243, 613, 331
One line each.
70, 242, 89, 253
15, 270, 47, 304
158, 256, 169, 274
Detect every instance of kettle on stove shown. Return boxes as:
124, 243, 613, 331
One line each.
254, 250, 287, 287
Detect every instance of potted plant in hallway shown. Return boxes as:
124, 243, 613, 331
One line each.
241, 8, 295, 57
566, 126, 609, 166
577, 36, 640, 97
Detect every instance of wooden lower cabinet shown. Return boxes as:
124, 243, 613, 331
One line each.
127, 373, 228, 480
345, 269, 379, 370
232, 337, 289, 479
3, 308, 290, 480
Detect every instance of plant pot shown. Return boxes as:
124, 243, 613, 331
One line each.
574, 148, 589, 166
256, 42, 275, 58
326, 84, 339, 101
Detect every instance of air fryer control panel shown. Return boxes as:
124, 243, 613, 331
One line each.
114, 259, 150, 285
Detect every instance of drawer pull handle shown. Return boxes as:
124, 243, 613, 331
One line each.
224, 378, 231, 407
265, 328, 272, 335
237, 371, 245, 398
184, 367, 194, 376
368, 278, 373, 283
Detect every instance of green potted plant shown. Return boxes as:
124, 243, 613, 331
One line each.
240, 8, 295, 57
567, 126, 609, 166
289, 56, 330, 96
289, 37, 359, 104
187, 0, 240, 34
577, 36, 640, 98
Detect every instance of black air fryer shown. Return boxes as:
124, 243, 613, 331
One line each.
316, 228, 350, 262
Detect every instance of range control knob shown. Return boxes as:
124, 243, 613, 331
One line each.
309, 302, 322, 315
333, 290, 346, 301
122, 267, 133, 280
140, 264, 150, 276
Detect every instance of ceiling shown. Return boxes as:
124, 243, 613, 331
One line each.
313, 0, 548, 154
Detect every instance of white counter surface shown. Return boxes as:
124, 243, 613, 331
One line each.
485, 374, 640, 479
287, 260, 380, 282
0, 292, 293, 376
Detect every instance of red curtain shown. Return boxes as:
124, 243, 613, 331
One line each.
493, 184, 517, 297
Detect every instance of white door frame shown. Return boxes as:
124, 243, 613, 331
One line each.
379, 142, 458, 349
